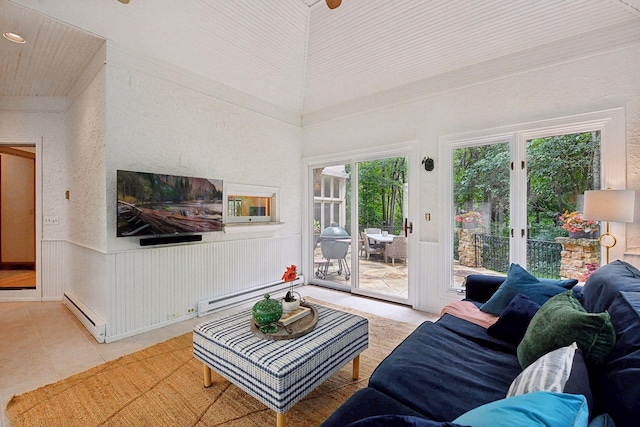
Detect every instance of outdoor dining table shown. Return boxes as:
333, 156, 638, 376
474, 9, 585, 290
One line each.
365, 233, 396, 244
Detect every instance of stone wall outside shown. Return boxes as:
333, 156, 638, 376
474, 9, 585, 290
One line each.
556, 237, 601, 281
456, 231, 600, 280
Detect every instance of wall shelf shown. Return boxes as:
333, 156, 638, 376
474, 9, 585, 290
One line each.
224, 222, 284, 233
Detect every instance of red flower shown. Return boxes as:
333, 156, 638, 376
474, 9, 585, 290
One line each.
282, 265, 297, 282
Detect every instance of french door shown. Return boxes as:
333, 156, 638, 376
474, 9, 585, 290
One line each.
450, 130, 601, 288
309, 150, 415, 305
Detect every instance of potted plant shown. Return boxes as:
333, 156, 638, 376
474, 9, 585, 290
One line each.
281, 264, 300, 312
559, 211, 598, 238
455, 211, 483, 229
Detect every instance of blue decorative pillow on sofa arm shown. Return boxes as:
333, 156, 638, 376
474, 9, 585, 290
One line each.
480, 263, 569, 316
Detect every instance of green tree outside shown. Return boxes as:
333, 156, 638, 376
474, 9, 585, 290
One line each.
453, 132, 600, 241
357, 157, 407, 235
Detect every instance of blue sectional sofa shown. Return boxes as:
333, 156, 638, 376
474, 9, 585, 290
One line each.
320, 260, 640, 427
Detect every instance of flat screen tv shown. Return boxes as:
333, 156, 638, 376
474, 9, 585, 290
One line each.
117, 170, 223, 237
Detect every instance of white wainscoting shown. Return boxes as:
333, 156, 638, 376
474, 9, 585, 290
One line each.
62, 235, 301, 341
414, 241, 462, 314
0, 240, 65, 302
41, 240, 67, 300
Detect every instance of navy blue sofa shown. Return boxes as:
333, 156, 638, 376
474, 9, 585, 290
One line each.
320, 260, 640, 427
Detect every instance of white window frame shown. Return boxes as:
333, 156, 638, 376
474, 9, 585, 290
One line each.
223, 183, 281, 231
314, 173, 347, 229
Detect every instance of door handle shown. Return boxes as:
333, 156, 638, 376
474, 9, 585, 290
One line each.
404, 218, 413, 237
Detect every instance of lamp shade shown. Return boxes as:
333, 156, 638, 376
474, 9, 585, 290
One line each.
583, 190, 635, 223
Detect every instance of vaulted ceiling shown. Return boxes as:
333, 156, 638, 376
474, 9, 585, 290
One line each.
2, 0, 639, 120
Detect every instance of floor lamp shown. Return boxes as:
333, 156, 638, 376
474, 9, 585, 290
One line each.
583, 189, 635, 264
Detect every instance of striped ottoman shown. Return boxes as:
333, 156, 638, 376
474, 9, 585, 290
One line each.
193, 303, 369, 427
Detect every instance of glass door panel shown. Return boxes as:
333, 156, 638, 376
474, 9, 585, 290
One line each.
525, 132, 601, 279
312, 165, 352, 290
452, 143, 511, 288
355, 157, 409, 302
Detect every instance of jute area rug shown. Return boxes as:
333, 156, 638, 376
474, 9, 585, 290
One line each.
6, 297, 418, 427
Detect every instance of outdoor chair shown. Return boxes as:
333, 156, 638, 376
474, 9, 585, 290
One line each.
361, 231, 383, 260
384, 236, 407, 266
364, 228, 383, 248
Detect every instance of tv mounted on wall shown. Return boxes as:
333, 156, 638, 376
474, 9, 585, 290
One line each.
117, 170, 223, 237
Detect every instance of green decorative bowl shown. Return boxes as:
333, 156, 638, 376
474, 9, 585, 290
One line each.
252, 294, 283, 334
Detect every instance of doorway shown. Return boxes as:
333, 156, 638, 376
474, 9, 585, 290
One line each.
309, 149, 415, 305
0, 145, 37, 291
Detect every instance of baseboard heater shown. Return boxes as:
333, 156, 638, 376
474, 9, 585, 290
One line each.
197, 276, 304, 317
63, 292, 106, 343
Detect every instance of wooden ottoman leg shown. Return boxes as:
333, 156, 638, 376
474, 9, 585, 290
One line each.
203, 364, 212, 388
352, 355, 360, 380
276, 412, 286, 427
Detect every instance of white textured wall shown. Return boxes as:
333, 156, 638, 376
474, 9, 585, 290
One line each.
1, 41, 305, 340
63, 44, 302, 339
303, 44, 640, 311
67, 66, 107, 252
104, 46, 302, 252
0, 112, 69, 241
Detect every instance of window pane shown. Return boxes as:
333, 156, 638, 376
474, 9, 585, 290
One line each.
323, 176, 331, 198
526, 131, 601, 279
324, 203, 331, 229
227, 195, 270, 217
453, 143, 510, 287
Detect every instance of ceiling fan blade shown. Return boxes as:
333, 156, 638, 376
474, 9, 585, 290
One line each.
326, 0, 342, 9
117, 0, 130, 4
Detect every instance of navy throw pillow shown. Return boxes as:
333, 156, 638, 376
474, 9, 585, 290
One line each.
487, 293, 541, 344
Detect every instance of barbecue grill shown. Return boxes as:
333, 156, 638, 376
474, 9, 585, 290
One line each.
315, 224, 351, 280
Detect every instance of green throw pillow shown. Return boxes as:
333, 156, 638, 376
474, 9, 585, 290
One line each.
517, 290, 616, 369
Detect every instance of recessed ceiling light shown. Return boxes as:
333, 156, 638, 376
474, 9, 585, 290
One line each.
3, 32, 26, 44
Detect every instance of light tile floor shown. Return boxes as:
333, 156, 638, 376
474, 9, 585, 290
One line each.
0, 285, 439, 427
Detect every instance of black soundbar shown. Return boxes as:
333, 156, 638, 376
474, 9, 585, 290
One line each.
139, 234, 202, 246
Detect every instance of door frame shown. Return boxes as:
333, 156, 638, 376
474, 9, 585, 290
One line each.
0, 137, 42, 300
303, 140, 419, 306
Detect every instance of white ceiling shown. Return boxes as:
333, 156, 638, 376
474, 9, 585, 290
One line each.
2, 0, 639, 118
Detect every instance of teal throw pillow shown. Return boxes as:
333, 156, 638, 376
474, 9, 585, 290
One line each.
480, 263, 567, 316
517, 290, 616, 369
453, 392, 589, 427
539, 277, 579, 288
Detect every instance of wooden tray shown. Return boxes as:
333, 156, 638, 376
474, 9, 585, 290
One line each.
250, 303, 318, 340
